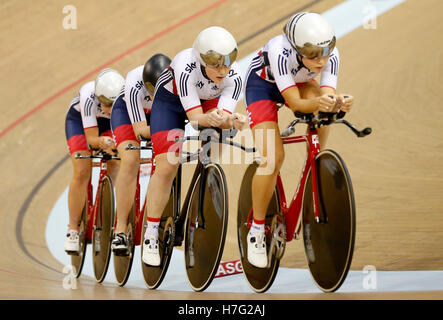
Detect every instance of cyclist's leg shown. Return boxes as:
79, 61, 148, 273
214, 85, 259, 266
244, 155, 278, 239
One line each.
250, 121, 284, 222
68, 151, 92, 231
65, 107, 92, 232
242, 119, 283, 268
146, 153, 180, 222
109, 96, 140, 241
143, 86, 185, 265
143, 144, 181, 265
244, 67, 285, 268
245, 72, 285, 222
113, 140, 139, 233
65, 106, 92, 251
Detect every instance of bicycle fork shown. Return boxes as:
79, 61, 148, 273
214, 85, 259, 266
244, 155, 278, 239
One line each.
283, 129, 325, 242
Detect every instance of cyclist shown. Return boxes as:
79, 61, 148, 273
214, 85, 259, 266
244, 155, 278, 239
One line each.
142, 26, 246, 266
110, 54, 171, 254
244, 12, 354, 268
64, 68, 124, 254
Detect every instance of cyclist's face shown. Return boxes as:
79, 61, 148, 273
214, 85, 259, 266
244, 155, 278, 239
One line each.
101, 104, 112, 116
205, 65, 230, 83
302, 56, 329, 73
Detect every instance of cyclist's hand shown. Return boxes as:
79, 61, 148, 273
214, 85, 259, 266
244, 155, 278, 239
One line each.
207, 109, 225, 127
133, 123, 150, 141
99, 136, 115, 151
316, 94, 336, 112
337, 94, 354, 113
231, 113, 247, 130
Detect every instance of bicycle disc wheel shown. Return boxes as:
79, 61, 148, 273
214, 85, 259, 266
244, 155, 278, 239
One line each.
237, 162, 282, 293
71, 198, 88, 278
142, 177, 177, 289
302, 149, 356, 292
113, 203, 135, 286
184, 163, 228, 292
92, 175, 114, 283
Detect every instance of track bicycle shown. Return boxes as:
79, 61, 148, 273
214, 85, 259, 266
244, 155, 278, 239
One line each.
237, 109, 371, 293
112, 139, 153, 286
142, 126, 256, 292
70, 148, 119, 283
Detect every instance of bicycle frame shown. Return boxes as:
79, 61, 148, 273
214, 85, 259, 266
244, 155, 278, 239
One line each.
279, 127, 321, 242
86, 158, 110, 243
245, 127, 322, 243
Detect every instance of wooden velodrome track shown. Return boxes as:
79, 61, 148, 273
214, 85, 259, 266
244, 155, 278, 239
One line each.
1, 0, 443, 300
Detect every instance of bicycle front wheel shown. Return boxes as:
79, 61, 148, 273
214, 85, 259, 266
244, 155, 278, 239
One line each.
184, 163, 228, 292
92, 175, 115, 283
302, 149, 356, 292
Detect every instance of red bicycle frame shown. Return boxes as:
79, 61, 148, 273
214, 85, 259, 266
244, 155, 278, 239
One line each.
247, 127, 322, 242
85, 159, 110, 242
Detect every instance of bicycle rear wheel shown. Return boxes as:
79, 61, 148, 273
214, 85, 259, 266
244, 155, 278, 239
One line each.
113, 203, 135, 286
71, 198, 88, 278
302, 149, 356, 292
184, 163, 228, 292
142, 177, 178, 289
92, 175, 114, 283
237, 162, 282, 293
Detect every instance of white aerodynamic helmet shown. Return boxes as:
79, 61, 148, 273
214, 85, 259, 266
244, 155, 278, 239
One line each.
284, 12, 336, 59
193, 26, 238, 68
95, 68, 125, 105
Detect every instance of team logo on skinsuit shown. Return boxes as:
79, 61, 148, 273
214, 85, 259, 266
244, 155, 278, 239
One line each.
282, 47, 292, 57
185, 62, 197, 73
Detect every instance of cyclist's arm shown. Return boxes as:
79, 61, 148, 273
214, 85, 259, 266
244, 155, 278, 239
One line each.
268, 47, 319, 114
281, 86, 320, 114
216, 62, 242, 129
125, 67, 150, 138
84, 127, 102, 149
130, 91, 150, 139
174, 64, 223, 127
319, 48, 341, 111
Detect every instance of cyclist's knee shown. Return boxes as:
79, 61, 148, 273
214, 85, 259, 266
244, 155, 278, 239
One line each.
275, 150, 285, 171
259, 144, 285, 175
260, 150, 284, 175
73, 165, 91, 183
154, 156, 179, 181
122, 150, 140, 170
